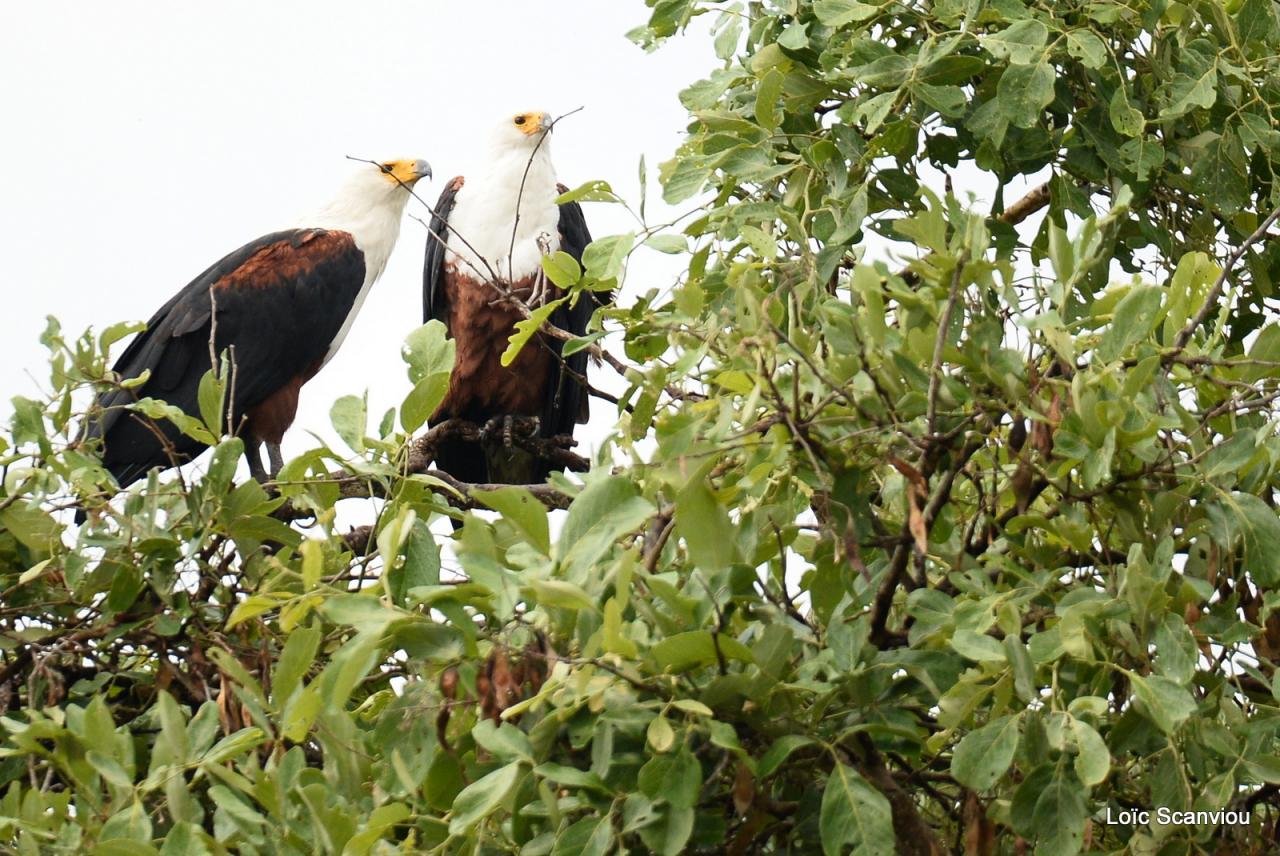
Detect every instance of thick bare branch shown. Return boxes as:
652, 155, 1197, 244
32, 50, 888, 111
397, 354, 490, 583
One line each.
997, 182, 1051, 226
274, 417, 579, 527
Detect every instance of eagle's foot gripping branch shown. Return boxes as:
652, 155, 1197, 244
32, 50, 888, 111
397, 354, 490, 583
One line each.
480, 414, 539, 449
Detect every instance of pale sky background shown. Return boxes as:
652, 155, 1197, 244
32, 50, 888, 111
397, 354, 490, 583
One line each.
0, 1, 710, 465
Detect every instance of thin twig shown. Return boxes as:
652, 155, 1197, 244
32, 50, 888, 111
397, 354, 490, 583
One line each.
926, 253, 967, 437
1172, 202, 1280, 352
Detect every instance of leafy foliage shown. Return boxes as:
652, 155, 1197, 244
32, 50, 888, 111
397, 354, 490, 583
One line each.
4, 0, 1280, 853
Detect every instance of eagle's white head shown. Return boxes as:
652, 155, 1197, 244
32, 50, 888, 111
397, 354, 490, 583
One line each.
336, 158, 434, 205
492, 110, 554, 150
443, 112, 564, 281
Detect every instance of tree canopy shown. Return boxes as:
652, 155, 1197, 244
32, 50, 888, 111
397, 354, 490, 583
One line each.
5, 0, 1280, 852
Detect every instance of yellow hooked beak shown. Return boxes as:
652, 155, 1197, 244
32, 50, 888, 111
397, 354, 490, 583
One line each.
379, 158, 433, 185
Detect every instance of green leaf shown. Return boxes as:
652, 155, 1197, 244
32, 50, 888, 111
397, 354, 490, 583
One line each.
1065, 30, 1107, 68
1119, 137, 1164, 179
448, 762, 522, 834
129, 398, 216, 446
1238, 0, 1279, 43
317, 630, 384, 709
272, 621, 322, 705
1230, 492, 1280, 585
671, 699, 714, 717
1153, 613, 1197, 684
534, 763, 612, 793
96, 842, 161, 856
660, 156, 709, 204
1096, 285, 1162, 361
757, 735, 814, 778
320, 594, 406, 636
342, 803, 411, 855
0, 505, 60, 553
648, 714, 676, 752
644, 234, 688, 254
401, 321, 456, 432
812, 0, 878, 26
651, 631, 754, 672
100, 800, 155, 845
777, 21, 809, 49
603, 597, 639, 658
87, 750, 133, 788
473, 720, 533, 763
402, 319, 455, 383
201, 727, 266, 765
1129, 672, 1196, 734
559, 476, 655, 577
951, 715, 1020, 791
951, 629, 1007, 663
330, 394, 367, 453
376, 506, 418, 574
756, 68, 784, 132
819, 763, 895, 856
196, 368, 224, 435
638, 747, 701, 808
541, 251, 583, 288
1006, 636, 1038, 702
1191, 130, 1249, 215
160, 823, 212, 856
1031, 775, 1088, 856
552, 815, 614, 856
477, 487, 551, 555
1069, 717, 1110, 786
913, 83, 967, 118
981, 19, 1050, 63
557, 180, 619, 204
524, 578, 597, 612
500, 297, 565, 368
1108, 87, 1144, 136
715, 15, 743, 58
675, 480, 738, 571
582, 233, 636, 282
997, 60, 1056, 128
1160, 65, 1218, 120
99, 320, 146, 353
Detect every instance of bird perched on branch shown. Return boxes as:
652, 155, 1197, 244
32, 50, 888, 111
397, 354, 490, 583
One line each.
423, 110, 608, 486
82, 157, 432, 498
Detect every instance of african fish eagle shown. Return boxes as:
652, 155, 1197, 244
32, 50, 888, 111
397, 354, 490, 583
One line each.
82, 157, 432, 495
423, 111, 608, 485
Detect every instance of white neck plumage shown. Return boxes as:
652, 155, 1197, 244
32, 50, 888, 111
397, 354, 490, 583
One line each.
445, 140, 562, 283
302, 176, 413, 285
300, 172, 416, 368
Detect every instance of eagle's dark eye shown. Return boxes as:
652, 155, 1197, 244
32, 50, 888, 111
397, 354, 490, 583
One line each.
515, 116, 526, 125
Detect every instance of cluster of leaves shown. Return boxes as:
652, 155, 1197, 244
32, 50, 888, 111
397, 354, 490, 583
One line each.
6, 0, 1280, 853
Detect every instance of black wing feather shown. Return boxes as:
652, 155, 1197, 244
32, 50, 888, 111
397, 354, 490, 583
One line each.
423, 177, 463, 324
543, 197, 604, 435
84, 229, 365, 487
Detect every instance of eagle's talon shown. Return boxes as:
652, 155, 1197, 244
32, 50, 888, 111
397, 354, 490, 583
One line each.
480, 415, 505, 443
503, 415, 515, 449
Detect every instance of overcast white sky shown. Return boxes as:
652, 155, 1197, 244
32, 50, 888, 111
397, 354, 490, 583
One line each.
0, 1, 710, 464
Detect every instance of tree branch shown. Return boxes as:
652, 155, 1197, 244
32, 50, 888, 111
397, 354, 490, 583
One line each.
997, 182, 1051, 226
274, 418, 579, 530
